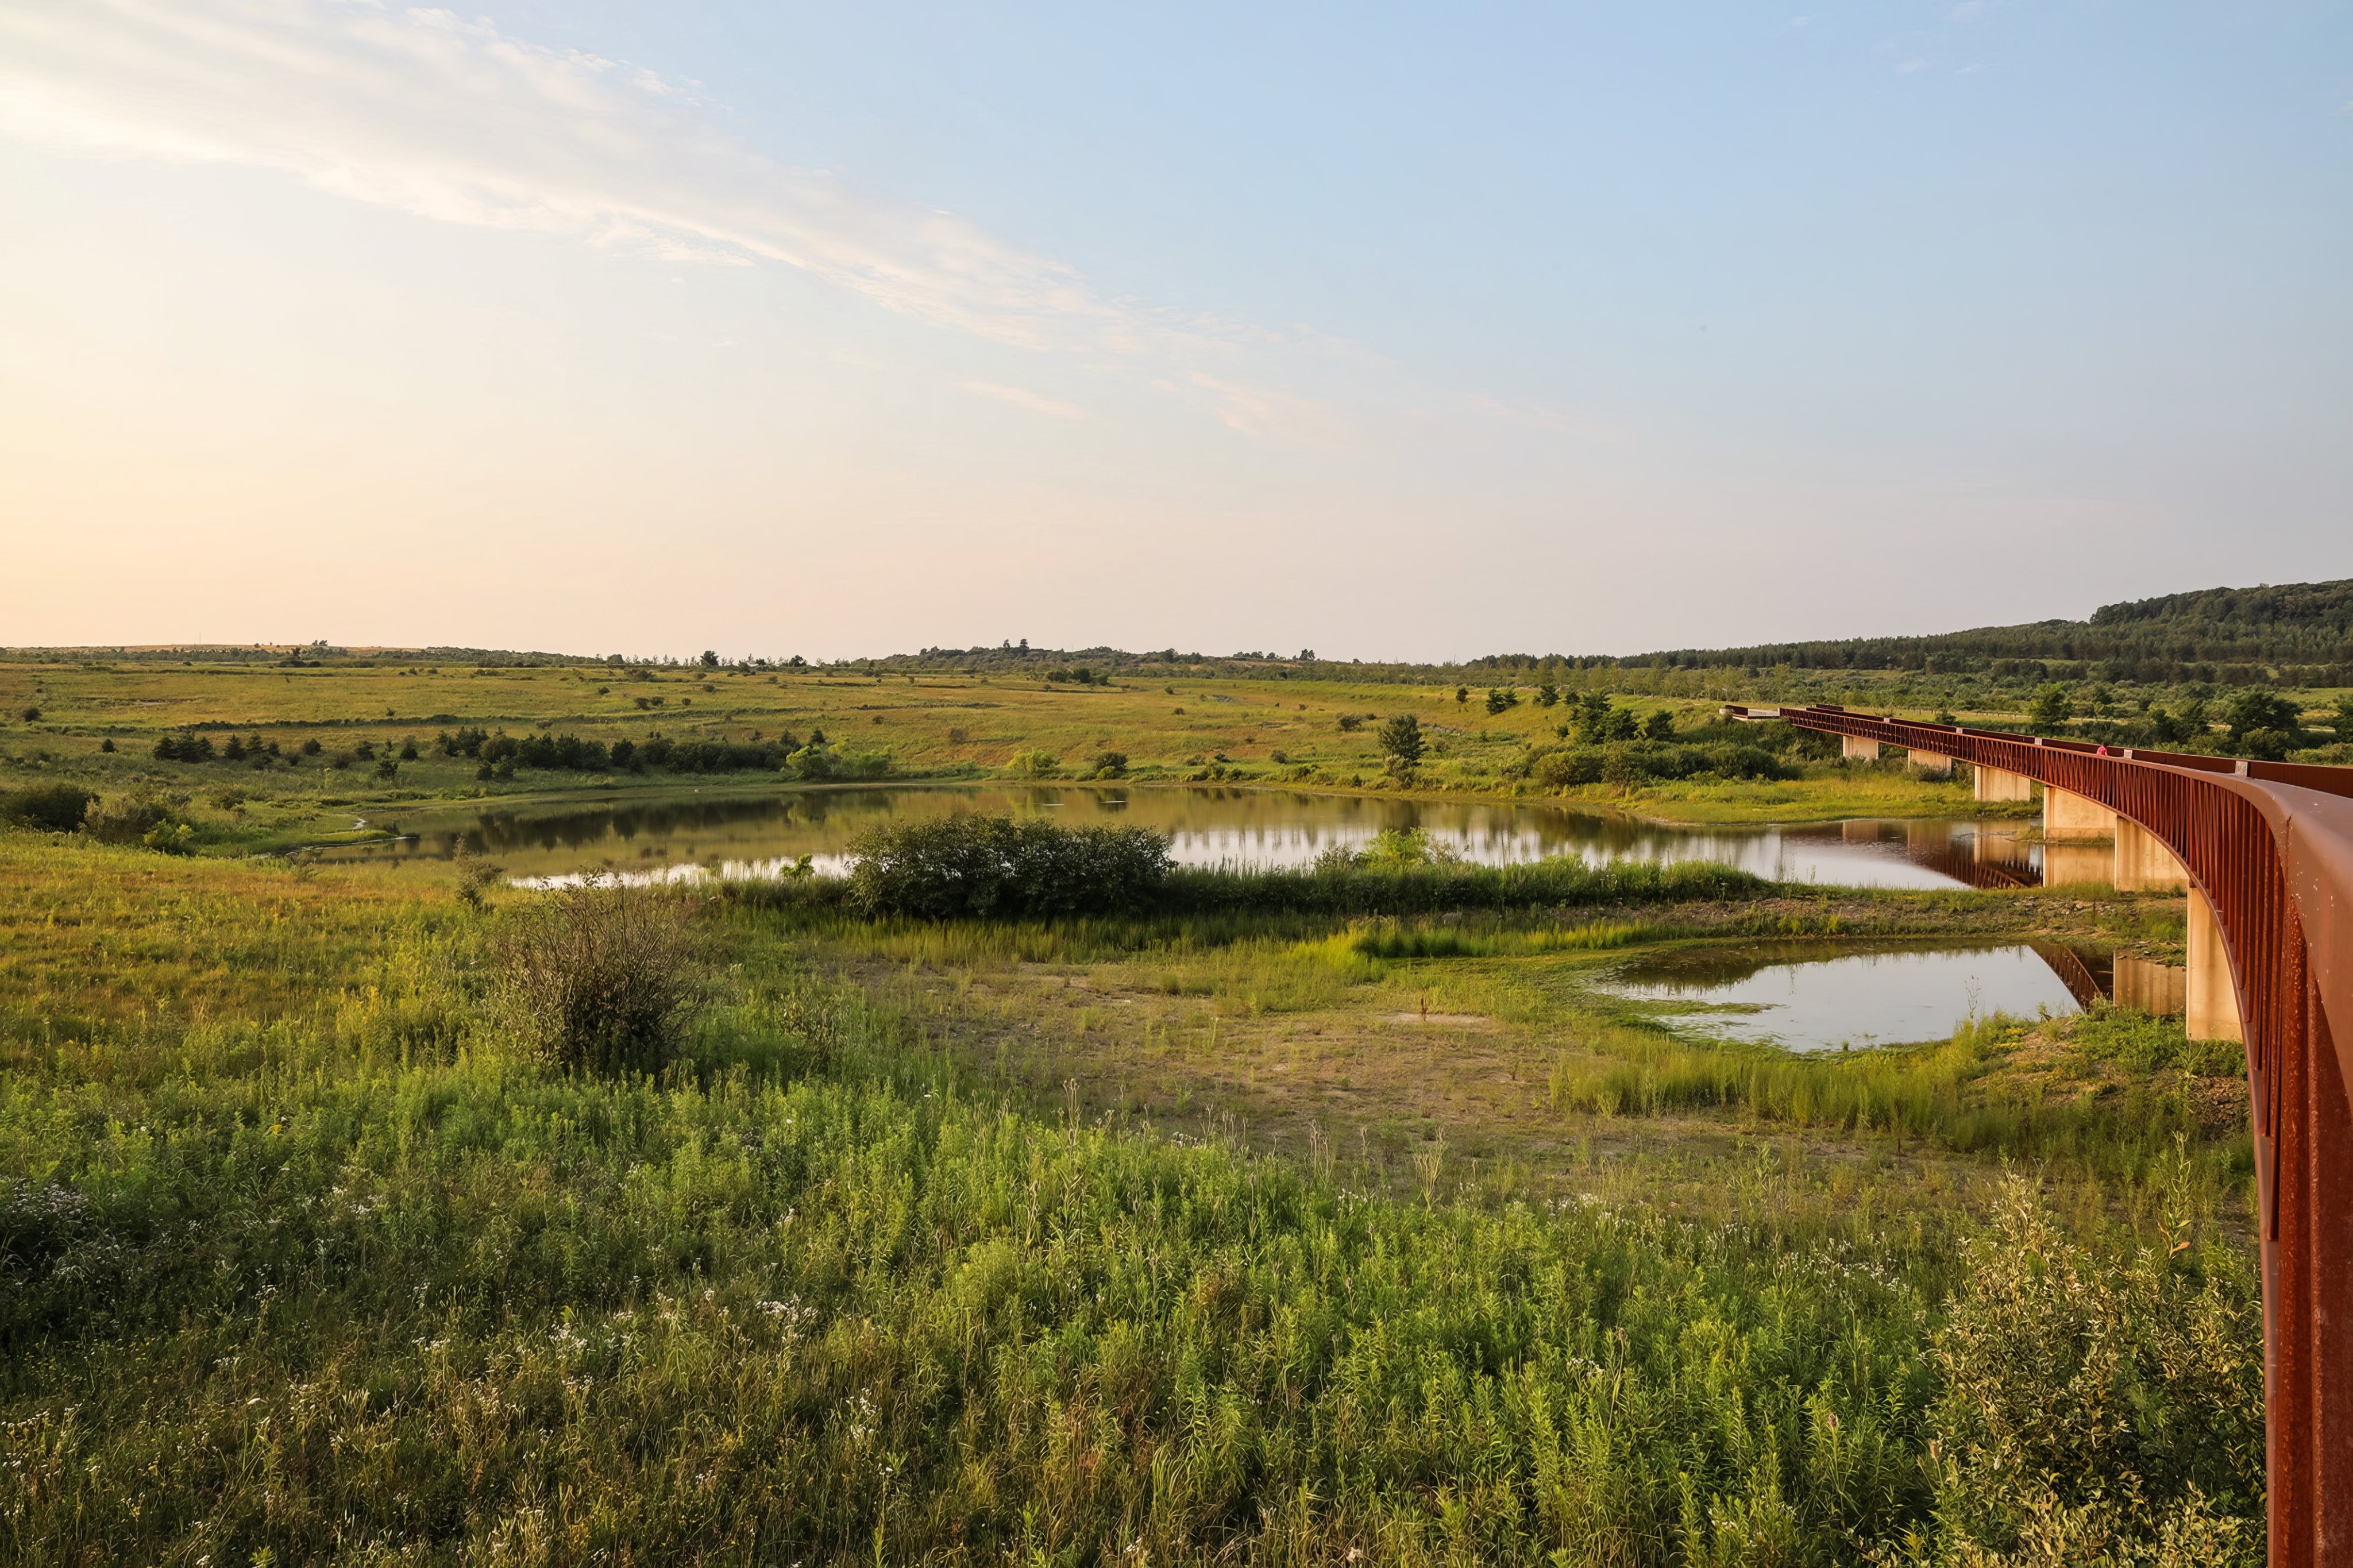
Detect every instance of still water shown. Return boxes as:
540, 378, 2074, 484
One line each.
1599, 941, 2092, 1052
318, 784, 2062, 892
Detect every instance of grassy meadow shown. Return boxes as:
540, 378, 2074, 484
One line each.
4, 656, 2028, 835
0, 654, 2283, 1563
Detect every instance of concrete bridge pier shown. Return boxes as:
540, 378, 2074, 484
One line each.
2045, 787, 2119, 842
2185, 888, 2245, 1043
1907, 748, 1953, 777
1973, 764, 2035, 804
1841, 733, 1880, 762
2115, 818, 2192, 892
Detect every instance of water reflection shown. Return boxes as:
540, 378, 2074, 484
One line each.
317, 784, 2072, 893
1600, 941, 2089, 1052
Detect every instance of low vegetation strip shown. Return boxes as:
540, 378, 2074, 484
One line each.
0, 936, 2263, 1566
1160, 856, 1759, 916
808, 813, 1769, 921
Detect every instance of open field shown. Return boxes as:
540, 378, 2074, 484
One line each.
1, 804, 2267, 1562
0, 656, 2213, 837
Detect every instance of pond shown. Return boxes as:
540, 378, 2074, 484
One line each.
1597, 940, 2104, 1052
315, 784, 2065, 892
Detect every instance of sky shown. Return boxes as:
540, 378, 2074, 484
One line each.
2, 1, 2348, 662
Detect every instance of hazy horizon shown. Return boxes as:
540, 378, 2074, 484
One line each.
5, 1, 2348, 661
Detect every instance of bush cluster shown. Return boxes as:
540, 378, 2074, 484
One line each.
79, 793, 196, 853
1522, 740, 1791, 788
846, 814, 1172, 919
0, 783, 95, 832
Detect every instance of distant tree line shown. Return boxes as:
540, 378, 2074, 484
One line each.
433, 727, 893, 781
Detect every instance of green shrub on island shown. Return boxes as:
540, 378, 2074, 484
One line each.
846, 813, 1171, 920
824, 814, 1760, 921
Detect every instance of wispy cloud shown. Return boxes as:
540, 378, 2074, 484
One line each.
0, 0, 1333, 437
958, 382, 1091, 421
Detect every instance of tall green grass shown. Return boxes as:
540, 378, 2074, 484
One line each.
0, 839, 2263, 1563
1544, 1011, 2250, 1185
0, 978, 2260, 1566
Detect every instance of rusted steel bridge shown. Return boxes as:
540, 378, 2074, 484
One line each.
1727, 703, 2352, 1565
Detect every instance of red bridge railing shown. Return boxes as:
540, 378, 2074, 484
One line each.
1733, 704, 2353, 1565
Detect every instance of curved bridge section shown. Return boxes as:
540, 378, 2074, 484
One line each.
1730, 704, 2353, 1566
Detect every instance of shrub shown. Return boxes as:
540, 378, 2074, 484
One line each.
846, 814, 1172, 920
1090, 750, 1129, 778
1911, 1177, 2263, 1564
82, 793, 186, 847
142, 820, 196, 855
0, 783, 95, 832
493, 885, 703, 1076
1008, 748, 1062, 779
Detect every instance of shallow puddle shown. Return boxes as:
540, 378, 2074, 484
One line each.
1598, 940, 2100, 1052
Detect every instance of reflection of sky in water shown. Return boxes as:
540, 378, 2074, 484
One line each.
1602, 944, 2082, 1052
317, 784, 2046, 893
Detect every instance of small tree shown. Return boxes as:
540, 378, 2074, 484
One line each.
452, 835, 504, 910
1375, 713, 1425, 767
1574, 692, 1614, 744
1643, 709, 1676, 741
1603, 742, 1643, 794
2221, 689, 2300, 745
2029, 683, 2074, 728
1536, 683, 1559, 708
1484, 688, 1518, 716
1453, 686, 1469, 705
